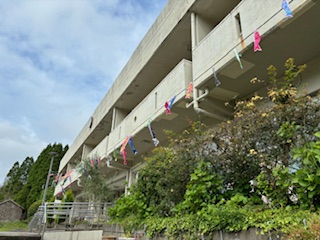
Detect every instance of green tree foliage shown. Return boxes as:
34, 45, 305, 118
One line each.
63, 189, 74, 203
6, 162, 20, 184
18, 157, 34, 185
78, 156, 113, 203
108, 190, 146, 225
54, 189, 75, 224
0, 157, 34, 201
292, 132, 320, 208
0, 162, 22, 200
0, 187, 3, 201
135, 146, 193, 217
176, 160, 223, 214
109, 123, 223, 233
14, 143, 68, 210
115, 122, 213, 218
210, 59, 318, 198
27, 200, 42, 219
13, 185, 31, 207
286, 213, 320, 239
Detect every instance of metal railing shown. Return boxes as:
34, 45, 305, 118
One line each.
29, 202, 113, 233
29, 205, 45, 233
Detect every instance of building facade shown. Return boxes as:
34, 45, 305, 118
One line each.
0, 199, 25, 222
54, 0, 320, 199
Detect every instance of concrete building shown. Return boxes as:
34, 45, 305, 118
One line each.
0, 199, 25, 222
54, 0, 320, 199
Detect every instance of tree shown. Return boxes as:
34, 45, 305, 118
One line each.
178, 160, 223, 213
6, 161, 20, 183
0, 162, 23, 200
0, 157, 34, 202
292, 132, 320, 208
18, 157, 34, 185
78, 156, 113, 203
15, 143, 68, 210
209, 59, 317, 199
110, 122, 215, 221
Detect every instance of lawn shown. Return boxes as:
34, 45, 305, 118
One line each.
0, 221, 28, 232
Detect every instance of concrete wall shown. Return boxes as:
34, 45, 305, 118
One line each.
300, 55, 320, 95
195, 14, 213, 44
44, 230, 103, 240
211, 228, 280, 240
82, 144, 94, 160
87, 135, 109, 160
104, 225, 280, 240
112, 108, 130, 130
192, 0, 311, 87
106, 59, 192, 154
0, 200, 24, 222
0, 232, 40, 240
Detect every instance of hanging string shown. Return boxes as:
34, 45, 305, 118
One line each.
210, 1, 293, 73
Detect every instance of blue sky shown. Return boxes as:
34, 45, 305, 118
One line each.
0, 0, 167, 184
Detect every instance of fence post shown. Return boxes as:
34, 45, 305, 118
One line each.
41, 203, 48, 240
116, 223, 118, 238
97, 203, 100, 225
219, 230, 224, 240
69, 202, 76, 226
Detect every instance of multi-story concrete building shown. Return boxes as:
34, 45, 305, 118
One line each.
54, 0, 320, 199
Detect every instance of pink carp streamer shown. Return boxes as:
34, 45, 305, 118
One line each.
254, 31, 262, 52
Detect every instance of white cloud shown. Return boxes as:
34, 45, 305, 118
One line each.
0, 118, 47, 182
0, 0, 167, 183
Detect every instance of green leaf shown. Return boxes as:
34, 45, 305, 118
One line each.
298, 180, 309, 187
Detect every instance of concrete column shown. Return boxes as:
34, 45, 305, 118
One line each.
111, 107, 130, 130
195, 14, 212, 44
82, 144, 94, 160
191, 12, 197, 49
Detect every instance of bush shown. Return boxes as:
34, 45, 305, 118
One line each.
63, 189, 74, 203
27, 200, 42, 218
55, 189, 74, 224
285, 214, 320, 239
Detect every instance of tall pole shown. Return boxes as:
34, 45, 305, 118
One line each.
41, 152, 58, 239
42, 152, 58, 206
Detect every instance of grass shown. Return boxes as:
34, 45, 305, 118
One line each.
0, 221, 28, 232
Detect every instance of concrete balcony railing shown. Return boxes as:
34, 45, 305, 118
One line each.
192, 0, 312, 87
54, 136, 108, 196
107, 59, 192, 154
87, 135, 109, 160
59, 132, 85, 173
54, 169, 81, 196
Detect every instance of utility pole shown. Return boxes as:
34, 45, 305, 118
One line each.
42, 152, 58, 205
41, 152, 58, 240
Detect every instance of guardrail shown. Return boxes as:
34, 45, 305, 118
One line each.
29, 202, 113, 233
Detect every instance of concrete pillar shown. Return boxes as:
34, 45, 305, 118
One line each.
111, 107, 130, 130
82, 144, 94, 160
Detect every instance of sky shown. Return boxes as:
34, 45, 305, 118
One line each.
0, 0, 167, 184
